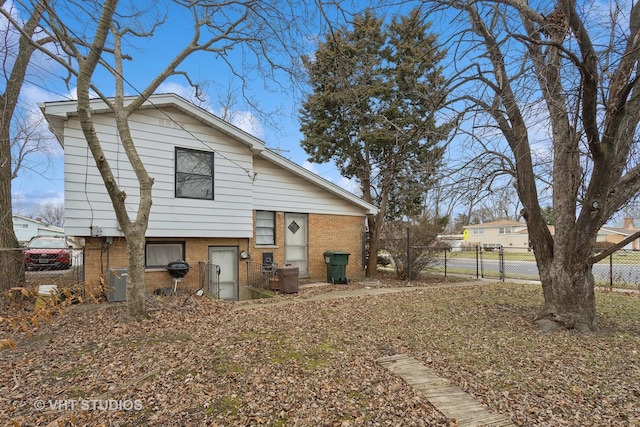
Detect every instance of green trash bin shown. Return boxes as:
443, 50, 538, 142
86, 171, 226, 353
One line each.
323, 251, 350, 284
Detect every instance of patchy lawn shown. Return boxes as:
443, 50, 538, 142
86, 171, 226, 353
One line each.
1, 281, 639, 426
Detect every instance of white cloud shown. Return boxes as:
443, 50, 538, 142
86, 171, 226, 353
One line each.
12, 188, 64, 217
22, 84, 73, 109
156, 81, 209, 106
156, 81, 266, 139
226, 110, 266, 140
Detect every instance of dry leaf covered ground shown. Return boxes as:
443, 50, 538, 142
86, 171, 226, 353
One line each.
1, 278, 639, 426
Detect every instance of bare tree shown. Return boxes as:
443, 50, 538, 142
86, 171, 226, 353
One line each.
10, 103, 57, 178
33, 202, 64, 227
0, 0, 52, 290
428, 0, 640, 331
380, 215, 447, 280
471, 185, 522, 222
4, 0, 316, 319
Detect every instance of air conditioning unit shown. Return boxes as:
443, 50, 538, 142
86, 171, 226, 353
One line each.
107, 268, 127, 302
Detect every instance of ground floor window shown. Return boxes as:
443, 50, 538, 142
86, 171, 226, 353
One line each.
256, 211, 276, 245
145, 241, 185, 268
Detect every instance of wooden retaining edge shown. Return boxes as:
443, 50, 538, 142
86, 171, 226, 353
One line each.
377, 354, 515, 427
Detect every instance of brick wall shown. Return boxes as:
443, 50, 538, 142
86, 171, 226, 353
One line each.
250, 211, 367, 283
84, 236, 250, 294
308, 213, 366, 282
83, 211, 368, 295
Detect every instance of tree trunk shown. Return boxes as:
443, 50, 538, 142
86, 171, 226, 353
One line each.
0, 124, 23, 289
538, 260, 597, 332
366, 214, 379, 278
0, 124, 24, 290
125, 225, 149, 321
0, 4, 45, 290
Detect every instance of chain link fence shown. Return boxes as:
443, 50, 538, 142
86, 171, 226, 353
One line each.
427, 245, 640, 290
1, 246, 85, 292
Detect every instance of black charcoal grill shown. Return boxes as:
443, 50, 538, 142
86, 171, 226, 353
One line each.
166, 260, 190, 278
166, 260, 190, 294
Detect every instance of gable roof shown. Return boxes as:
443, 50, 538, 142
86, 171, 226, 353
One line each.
599, 226, 640, 237
40, 93, 378, 215
40, 93, 266, 152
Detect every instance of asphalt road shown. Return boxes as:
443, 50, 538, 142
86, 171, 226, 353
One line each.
442, 256, 640, 285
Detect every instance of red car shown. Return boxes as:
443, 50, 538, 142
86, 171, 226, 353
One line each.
24, 237, 72, 270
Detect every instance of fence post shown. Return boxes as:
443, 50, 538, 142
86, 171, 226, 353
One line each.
476, 245, 480, 279
499, 245, 505, 281
406, 227, 411, 286
444, 247, 447, 278
609, 253, 613, 292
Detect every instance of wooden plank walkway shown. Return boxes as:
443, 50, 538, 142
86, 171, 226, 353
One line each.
377, 354, 515, 427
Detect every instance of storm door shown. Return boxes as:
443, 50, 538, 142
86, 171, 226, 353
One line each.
284, 213, 308, 275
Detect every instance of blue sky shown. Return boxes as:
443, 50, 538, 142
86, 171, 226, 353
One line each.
2, 0, 516, 222
7, 0, 627, 226
5, 0, 365, 218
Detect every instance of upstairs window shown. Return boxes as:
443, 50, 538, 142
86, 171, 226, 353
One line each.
175, 147, 214, 200
256, 211, 276, 245
472, 228, 484, 235
498, 227, 511, 234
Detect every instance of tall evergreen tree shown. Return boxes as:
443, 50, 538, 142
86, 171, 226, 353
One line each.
299, 8, 452, 277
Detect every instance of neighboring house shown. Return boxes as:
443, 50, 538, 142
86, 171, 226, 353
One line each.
598, 218, 640, 250
40, 93, 378, 300
464, 217, 640, 251
12, 215, 64, 245
463, 219, 530, 249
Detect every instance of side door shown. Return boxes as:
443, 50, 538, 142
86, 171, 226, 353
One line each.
284, 213, 308, 275
208, 246, 238, 300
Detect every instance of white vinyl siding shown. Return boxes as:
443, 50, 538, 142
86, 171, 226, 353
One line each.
12, 215, 65, 243
63, 107, 253, 238
252, 157, 365, 216
47, 95, 375, 241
